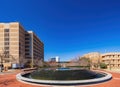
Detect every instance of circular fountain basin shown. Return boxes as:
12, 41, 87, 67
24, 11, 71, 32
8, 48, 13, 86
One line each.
16, 68, 112, 85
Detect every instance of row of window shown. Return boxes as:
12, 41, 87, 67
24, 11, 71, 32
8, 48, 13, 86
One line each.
4, 29, 9, 58
103, 59, 120, 61
102, 55, 120, 58
107, 64, 120, 67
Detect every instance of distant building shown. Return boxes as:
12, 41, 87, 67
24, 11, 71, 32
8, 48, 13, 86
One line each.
0, 22, 44, 68
49, 56, 60, 62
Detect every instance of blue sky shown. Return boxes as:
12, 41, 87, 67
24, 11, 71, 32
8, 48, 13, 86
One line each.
1, 0, 120, 61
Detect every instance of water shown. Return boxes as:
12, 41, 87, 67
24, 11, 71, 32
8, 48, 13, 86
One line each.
27, 68, 106, 80
56, 67, 70, 71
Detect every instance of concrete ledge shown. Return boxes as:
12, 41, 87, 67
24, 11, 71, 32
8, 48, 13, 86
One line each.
16, 71, 112, 85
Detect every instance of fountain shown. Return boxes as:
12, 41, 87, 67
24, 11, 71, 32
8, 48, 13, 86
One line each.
16, 68, 112, 85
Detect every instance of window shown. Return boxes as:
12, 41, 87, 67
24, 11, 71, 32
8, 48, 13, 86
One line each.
25, 49, 29, 51
4, 38, 9, 41
25, 57, 31, 59
25, 46, 29, 48
4, 51, 9, 54
4, 42, 9, 45
25, 34, 29, 36
25, 42, 29, 44
4, 29, 9, 32
4, 47, 9, 50
4, 33, 9, 37
25, 38, 29, 40
25, 53, 29, 55
5, 60, 9, 62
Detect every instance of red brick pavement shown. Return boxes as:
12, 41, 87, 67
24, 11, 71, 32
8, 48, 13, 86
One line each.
0, 71, 120, 87
78, 72, 120, 87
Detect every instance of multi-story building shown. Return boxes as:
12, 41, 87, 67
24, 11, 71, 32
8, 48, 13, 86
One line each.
102, 53, 120, 69
0, 22, 44, 68
25, 31, 44, 67
83, 52, 120, 69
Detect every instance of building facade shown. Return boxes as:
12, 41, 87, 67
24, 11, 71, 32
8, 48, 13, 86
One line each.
83, 52, 120, 69
102, 53, 120, 69
0, 22, 44, 68
25, 31, 44, 67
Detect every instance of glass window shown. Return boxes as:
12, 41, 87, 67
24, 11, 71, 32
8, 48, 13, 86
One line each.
25, 49, 29, 51
25, 46, 29, 48
4, 47, 9, 50
25, 42, 29, 44
4, 33, 9, 37
4, 38, 9, 41
25, 53, 29, 55
25, 34, 29, 36
25, 38, 29, 40
4, 51, 9, 54
4, 42, 9, 45
4, 29, 9, 32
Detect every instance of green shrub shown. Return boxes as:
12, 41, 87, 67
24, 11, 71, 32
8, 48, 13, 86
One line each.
100, 63, 107, 69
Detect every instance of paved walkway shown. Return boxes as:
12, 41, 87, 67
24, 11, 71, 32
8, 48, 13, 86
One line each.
0, 70, 120, 87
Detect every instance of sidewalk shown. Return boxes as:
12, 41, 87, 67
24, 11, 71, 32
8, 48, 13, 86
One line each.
0, 69, 21, 75
104, 69, 120, 73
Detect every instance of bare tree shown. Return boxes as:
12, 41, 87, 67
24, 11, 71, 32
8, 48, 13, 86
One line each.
0, 52, 5, 72
0, 49, 16, 72
79, 57, 90, 66
47, 61, 57, 67
70, 57, 80, 63
19, 54, 25, 69
68, 56, 91, 69
33, 58, 41, 68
